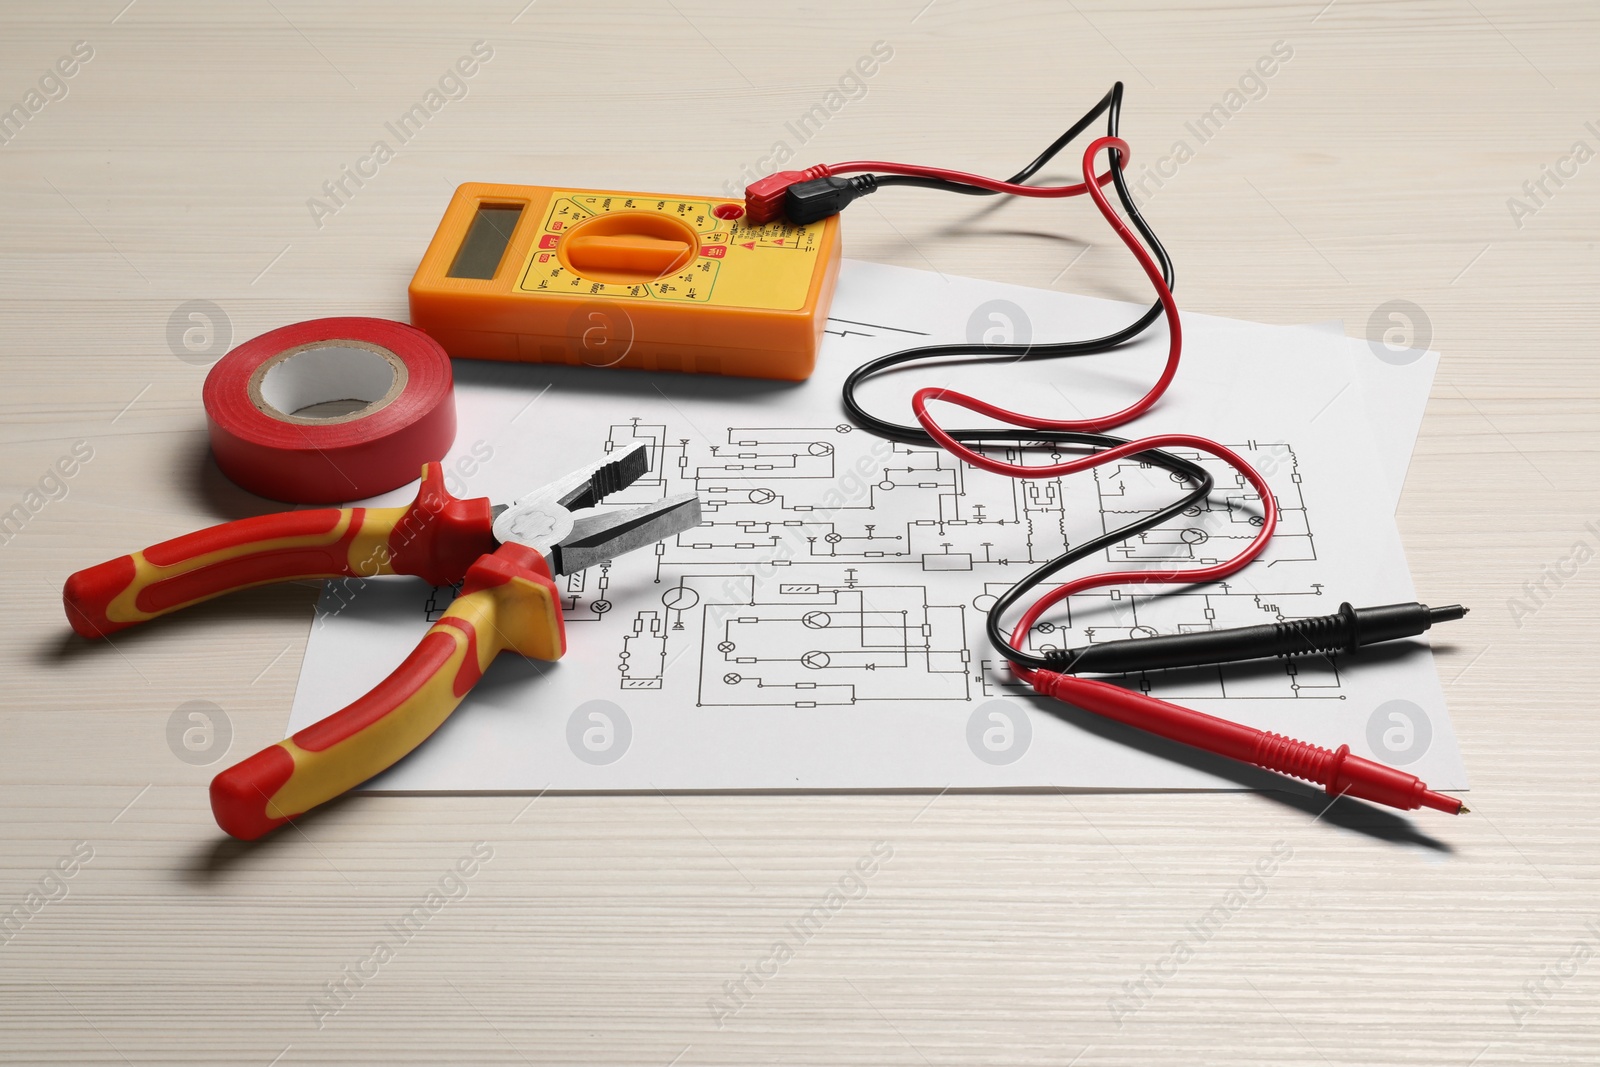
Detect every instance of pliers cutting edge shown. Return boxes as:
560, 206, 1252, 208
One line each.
63, 444, 699, 840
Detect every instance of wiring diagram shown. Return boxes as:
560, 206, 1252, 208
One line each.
423, 413, 1339, 706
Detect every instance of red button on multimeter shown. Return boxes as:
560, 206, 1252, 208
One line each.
409, 183, 842, 381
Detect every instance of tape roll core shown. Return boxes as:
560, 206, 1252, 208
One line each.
203, 318, 455, 504
250, 341, 409, 425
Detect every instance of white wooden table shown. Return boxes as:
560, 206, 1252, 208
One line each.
2, 2, 1596, 1063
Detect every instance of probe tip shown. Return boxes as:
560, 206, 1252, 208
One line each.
1428, 604, 1469, 625
1419, 788, 1465, 814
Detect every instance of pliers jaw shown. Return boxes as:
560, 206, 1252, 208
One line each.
551, 493, 699, 576
490, 443, 701, 574
541, 440, 652, 514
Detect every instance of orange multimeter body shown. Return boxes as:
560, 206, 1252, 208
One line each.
408, 182, 841, 381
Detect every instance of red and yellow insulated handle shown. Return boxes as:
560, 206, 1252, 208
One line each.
62, 463, 495, 638
209, 542, 567, 840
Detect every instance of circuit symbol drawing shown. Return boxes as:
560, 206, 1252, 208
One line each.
423, 416, 1333, 708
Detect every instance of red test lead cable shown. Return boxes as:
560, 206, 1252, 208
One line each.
865, 136, 1464, 816
744, 159, 1121, 224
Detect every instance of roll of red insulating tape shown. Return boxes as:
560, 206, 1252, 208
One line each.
202, 317, 456, 504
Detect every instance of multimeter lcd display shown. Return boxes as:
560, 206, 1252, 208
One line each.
447, 204, 524, 280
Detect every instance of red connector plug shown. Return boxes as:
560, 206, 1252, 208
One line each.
743, 165, 829, 224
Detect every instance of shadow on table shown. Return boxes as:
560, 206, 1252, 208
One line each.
177, 790, 371, 885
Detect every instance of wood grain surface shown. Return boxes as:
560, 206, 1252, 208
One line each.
1, 1, 1597, 1063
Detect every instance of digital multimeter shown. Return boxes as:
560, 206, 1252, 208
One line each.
408, 183, 842, 381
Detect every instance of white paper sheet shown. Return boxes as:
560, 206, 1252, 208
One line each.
288, 261, 1466, 794
1297, 320, 1440, 513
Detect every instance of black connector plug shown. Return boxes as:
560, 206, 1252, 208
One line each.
1046, 601, 1468, 675
783, 174, 878, 224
